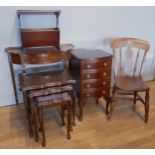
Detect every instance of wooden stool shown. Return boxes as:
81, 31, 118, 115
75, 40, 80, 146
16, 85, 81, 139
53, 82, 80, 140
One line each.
31, 92, 72, 147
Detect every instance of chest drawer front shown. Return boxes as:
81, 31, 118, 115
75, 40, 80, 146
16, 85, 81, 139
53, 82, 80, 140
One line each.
81, 60, 102, 70
81, 90, 103, 99
81, 70, 111, 80
81, 70, 103, 80
81, 80, 102, 90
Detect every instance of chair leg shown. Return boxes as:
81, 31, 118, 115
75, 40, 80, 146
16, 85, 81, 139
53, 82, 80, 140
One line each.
133, 92, 137, 104
39, 108, 46, 147
133, 92, 137, 110
145, 89, 149, 123
67, 103, 71, 140
61, 105, 65, 126
109, 86, 117, 119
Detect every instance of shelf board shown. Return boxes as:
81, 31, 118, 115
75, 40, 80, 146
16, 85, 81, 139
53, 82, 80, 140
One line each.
20, 28, 59, 32
17, 10, 61, 15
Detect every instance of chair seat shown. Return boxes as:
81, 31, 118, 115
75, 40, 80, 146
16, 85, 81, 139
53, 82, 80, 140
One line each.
21, 69, 76, 91
35, 92, 72, 108
116, 75, 149, 92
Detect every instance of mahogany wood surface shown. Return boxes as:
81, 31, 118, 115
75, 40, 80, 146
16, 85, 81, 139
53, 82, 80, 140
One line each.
19, 47, 76, 147
20, 29, 60, 48
70, 49, 112, 121
5, 10, 62, 105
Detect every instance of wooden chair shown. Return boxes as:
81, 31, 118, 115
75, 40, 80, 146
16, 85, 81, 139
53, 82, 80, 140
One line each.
110, 38, 150, 123
19, 47, 76, 146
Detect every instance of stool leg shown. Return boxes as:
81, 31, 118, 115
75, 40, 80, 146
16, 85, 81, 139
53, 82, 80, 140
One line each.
61, 105, 65, 126
67, 103, 71, 140
37, 108, 42, 132
33, 106, 39, 142
27, 96, 33, 138
39, 108, 46, 147
72, 91, 76, 126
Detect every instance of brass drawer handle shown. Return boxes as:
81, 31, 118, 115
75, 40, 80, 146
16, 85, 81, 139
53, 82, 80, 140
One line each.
86, 84, 90, 88
86, 93, 90, 97
87, 64, 91, 69
87, 74, 91, 78
103, 72, 107, 76
104, 62, 107, 66
103, 81, 106, 85
103, 90, 106, 94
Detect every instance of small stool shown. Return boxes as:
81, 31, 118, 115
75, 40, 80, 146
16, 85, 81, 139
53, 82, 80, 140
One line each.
32, 92, 72, 147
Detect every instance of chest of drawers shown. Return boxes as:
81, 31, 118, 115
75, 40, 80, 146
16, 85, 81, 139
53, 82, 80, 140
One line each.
70, 49, 112, 121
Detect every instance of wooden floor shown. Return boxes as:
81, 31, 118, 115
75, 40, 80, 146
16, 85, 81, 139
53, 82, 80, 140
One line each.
0, 81, 155, 148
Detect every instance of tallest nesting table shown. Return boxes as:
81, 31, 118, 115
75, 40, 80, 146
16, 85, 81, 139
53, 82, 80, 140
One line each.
70, 49, 112, 121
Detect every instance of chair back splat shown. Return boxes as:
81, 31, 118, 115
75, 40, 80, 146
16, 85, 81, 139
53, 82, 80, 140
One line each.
111, 38, 149, 77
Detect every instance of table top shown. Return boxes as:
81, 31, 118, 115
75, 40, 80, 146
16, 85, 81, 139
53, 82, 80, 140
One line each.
5, 45, 74, 64
71, 49, 112, 60
5, 44, 74, 55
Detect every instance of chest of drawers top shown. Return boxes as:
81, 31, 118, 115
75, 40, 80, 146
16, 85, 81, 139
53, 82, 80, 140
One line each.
71, 49, 112, 60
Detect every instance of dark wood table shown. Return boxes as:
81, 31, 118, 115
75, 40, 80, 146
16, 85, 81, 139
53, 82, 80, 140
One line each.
70, 49, 112, 121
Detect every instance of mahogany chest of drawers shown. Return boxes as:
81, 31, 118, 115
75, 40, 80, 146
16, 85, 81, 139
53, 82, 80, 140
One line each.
70, 49, 112, 121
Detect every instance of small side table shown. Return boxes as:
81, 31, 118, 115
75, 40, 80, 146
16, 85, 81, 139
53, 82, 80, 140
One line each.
70, 49, 112, 121
5, 44, 74, 105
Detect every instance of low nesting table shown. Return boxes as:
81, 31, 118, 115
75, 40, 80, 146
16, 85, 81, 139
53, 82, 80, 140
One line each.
70, 49, 112, 121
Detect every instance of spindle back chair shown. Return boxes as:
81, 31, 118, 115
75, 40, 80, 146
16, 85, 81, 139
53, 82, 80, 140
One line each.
110, 38, 150, 123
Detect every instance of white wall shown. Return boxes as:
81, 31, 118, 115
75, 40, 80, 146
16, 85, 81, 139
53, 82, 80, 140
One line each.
0, 6, 155, 106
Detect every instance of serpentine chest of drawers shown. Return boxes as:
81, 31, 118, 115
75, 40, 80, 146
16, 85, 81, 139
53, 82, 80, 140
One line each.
70, 49, 112, 121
